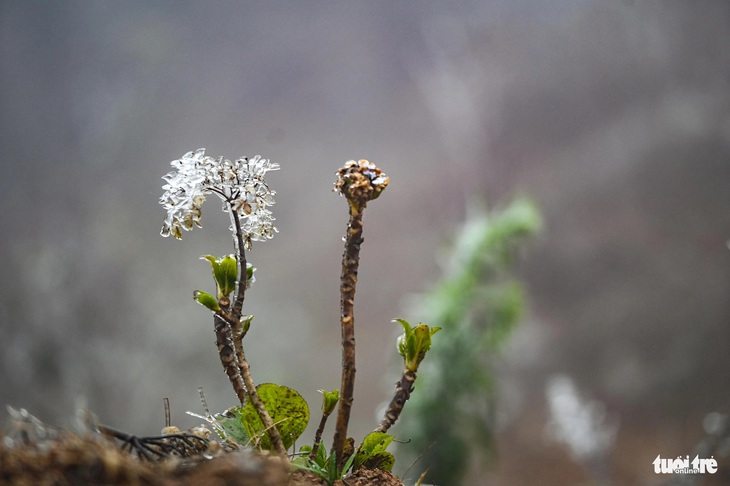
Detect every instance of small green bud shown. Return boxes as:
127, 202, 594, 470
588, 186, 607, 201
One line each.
193, 290, 220, 312
394, 318, 441, 372
318, 389, 340, 415
202, 254, 238, 299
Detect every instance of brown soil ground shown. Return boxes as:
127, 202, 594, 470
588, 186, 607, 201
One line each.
0, 430, 404, 486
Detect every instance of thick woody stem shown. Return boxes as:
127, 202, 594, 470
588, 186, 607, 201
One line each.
330, 160, 388, 468
374, 369, 417, 433
213, 314, 248, 405
332, 206, 364, 466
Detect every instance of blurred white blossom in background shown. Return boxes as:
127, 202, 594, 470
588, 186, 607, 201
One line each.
545, 374, 619, 462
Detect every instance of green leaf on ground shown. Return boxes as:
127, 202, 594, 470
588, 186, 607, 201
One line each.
355, 431, 394, 470
242, 383, 309, 451
213, 406, 249, 444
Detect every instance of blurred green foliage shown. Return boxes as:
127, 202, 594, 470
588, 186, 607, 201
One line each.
396, 197, 541, 485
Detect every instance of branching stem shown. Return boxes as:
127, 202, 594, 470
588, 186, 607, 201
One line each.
209, 203, 287, 457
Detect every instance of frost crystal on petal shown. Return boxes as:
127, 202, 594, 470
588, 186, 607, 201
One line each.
160, 149, 278, 247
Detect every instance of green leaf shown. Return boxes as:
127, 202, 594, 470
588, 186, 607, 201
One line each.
193, 290, 220, 312
394, 318, 412, 358
245, 262, 256, 289
363, 451, 395, 471
394, 318, 413, 335
240, 315, 254, 338
360, 431, 394, 454
355, 432, 394, 470
341, 450, 357, 475
292, 445, 314, 468
213, 406, 249, 445
242, 383, 310, 451
201, 255, 220, 271
328, 448, 337, 479
411, 324, 441, 369
215, 255, 238, 298
291, 455, 311, 468
317, 442, 329, 466
291, 458, 329, 480
201, 254, 238, 299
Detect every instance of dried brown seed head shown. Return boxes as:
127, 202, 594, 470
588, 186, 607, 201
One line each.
334, 160, 389, 210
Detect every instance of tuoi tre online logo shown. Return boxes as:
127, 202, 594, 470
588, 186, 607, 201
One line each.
653, 454, 718, 475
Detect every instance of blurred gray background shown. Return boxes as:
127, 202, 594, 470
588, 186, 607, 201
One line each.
1, 1, 729, 484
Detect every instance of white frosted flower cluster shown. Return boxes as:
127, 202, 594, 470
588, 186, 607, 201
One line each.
160, 148, 279, 248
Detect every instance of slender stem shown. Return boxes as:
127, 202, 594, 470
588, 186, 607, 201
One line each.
237, 345, 288, 456
228, 205, 248, 320
332, 205, 364, 466
374, 369, 417, 433
228, 207, 251, 394
309, 412, 331, 461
